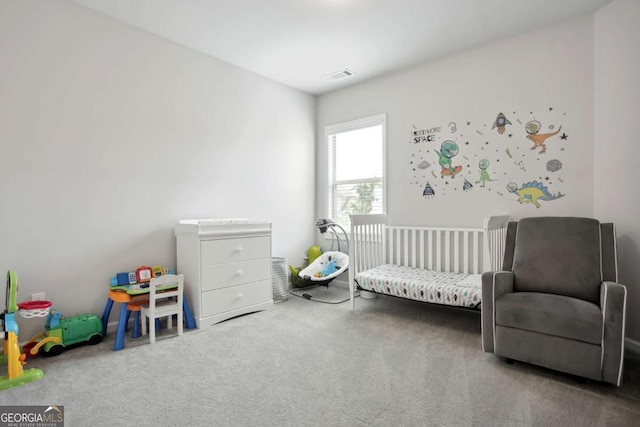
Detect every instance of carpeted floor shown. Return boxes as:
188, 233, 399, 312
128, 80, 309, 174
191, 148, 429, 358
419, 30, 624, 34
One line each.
1, 294, 639, 426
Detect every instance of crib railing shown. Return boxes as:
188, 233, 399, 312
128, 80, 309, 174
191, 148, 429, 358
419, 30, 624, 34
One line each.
348, 214, 509, 310
351, 216, 507, 274
484, 216, 508, 271
349, 214, 386, 274
387, 225, 487, 273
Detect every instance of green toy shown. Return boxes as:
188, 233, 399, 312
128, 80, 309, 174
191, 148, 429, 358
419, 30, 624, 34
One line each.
24, 309, 103, 357
307, 245, 322, 264
0, 271, 44, 390
288, 265, 307, 288
289, 246, 325, 288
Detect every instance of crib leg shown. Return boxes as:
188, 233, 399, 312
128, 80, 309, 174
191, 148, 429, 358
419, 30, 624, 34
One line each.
349, 282, 355, 311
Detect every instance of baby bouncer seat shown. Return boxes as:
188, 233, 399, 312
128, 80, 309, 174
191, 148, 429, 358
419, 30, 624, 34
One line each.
290, 219, 354, 304
298, 251, 349, 286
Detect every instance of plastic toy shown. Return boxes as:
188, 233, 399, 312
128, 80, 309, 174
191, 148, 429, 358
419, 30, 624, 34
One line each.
24, 308, 103, 357
320, 259, 338, 276
288, 265, 307, 288
111, 266, 174, 287
116, 272, 129, 285
307, 245, 322, 264
152, 266, 164, 278
136, 266, 152, 283
0, 271, 45, 390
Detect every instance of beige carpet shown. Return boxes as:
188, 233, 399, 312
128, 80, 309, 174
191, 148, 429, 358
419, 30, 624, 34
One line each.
1, 295, 639, 426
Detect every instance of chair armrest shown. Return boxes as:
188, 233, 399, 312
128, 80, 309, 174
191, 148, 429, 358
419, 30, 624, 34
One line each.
600, 281, 627, 386
481, 271, 514, 353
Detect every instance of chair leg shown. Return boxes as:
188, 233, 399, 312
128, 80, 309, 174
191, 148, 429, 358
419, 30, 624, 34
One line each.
131, 312, 141, 338
140, 310, 184, 343
155, 318, 161, 331
149, 318, 156, 344
141, 312, 147, 336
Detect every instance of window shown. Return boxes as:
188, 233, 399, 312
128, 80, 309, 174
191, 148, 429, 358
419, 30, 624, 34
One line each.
325, 114, 386, 229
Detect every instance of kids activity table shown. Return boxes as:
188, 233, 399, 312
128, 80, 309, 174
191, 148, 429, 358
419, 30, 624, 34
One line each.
101, 283, 196, 351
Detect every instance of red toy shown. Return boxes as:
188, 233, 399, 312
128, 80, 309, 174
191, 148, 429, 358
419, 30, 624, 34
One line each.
136, 266, 152, 283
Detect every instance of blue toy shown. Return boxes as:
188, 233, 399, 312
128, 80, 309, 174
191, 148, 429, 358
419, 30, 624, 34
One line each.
46, 310, 63, 329
116, 272, 129, 286
320, 259, 338, 276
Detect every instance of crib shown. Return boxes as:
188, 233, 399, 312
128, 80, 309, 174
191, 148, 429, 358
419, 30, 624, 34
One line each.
348, 214, 509, 311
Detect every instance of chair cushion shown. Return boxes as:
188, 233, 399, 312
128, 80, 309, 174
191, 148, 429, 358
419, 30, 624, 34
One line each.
495, 292, 603, 345
511, 217, 602, 304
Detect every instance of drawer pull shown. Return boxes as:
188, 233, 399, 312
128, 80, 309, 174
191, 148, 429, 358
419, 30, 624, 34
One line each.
237, 293, 243, 299
236, 270, 243, 276
234, 246, 243, 254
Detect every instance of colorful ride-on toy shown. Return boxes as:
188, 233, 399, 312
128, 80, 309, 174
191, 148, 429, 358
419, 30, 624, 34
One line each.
24, 308, 104, 357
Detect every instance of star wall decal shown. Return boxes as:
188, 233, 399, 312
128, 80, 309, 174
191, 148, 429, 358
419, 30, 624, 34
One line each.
560, 132, 568, 140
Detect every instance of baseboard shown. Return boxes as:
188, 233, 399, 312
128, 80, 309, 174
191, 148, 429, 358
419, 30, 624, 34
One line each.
332, 278, 349, 289
106, 320, 120, 334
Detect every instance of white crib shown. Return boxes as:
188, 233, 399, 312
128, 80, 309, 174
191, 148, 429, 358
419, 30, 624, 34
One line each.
348, 214, 509, 311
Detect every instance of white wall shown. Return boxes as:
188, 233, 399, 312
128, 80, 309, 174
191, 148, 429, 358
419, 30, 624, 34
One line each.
317, 15, 595, 228
318, 6, 640, 345
0, 0, 315, 337
594, 0, 640, 343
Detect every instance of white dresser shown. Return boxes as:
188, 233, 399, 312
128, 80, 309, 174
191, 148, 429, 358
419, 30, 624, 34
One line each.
175, 219, 273, 328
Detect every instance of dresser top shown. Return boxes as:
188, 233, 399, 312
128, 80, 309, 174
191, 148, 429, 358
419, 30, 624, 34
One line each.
175, 218, 271, 237
180, 218, 269, 225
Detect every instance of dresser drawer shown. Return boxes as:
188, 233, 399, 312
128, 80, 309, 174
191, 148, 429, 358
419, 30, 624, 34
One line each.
201, 280, 271, 317
201, 259, 270, 292
201, 237, 270, 266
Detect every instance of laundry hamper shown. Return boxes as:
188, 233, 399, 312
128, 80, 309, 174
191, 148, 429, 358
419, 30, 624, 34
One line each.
272, 257, 289, 303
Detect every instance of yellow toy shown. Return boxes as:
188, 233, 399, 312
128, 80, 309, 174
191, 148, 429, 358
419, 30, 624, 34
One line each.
0, 271, 45, 390
308, 246, 322, 264
152, 266, 164, 278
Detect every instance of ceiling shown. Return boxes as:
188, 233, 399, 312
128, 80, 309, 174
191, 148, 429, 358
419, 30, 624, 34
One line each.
72, 0, 613, 95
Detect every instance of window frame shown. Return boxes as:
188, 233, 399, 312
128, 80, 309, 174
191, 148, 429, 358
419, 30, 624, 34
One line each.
323, 113, 387, 231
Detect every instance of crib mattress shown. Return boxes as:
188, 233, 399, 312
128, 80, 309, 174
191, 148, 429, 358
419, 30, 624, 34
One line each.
354, 264, 481, 308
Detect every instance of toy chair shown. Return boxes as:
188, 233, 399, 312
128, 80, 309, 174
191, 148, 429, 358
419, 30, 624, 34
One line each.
126, 298, 163, 339
140, 274, 184, 344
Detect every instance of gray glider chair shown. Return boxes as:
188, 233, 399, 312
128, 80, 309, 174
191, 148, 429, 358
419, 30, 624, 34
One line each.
481, 217, 627, 385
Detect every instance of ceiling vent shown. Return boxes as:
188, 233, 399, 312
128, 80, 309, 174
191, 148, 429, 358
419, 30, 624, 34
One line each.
324, 69, 356, 82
